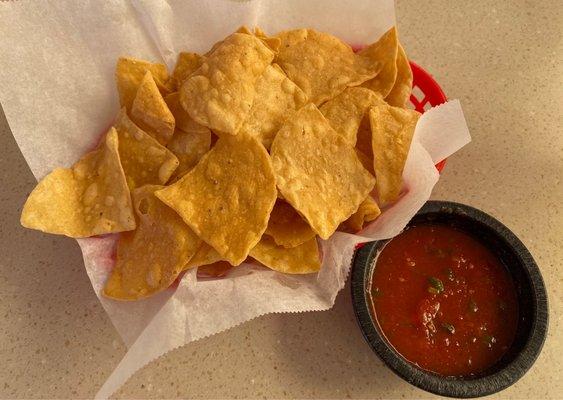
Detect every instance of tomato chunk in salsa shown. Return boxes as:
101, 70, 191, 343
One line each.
371, 224, 518, 376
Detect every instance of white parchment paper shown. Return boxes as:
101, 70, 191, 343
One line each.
0, 1, 471, 397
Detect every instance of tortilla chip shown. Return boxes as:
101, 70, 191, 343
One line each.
238, 64, 308, 149
265, 200, 316, 248
369, 105, 420, 205
254, 27, 281, 53
197, 261, 234, 278
114, 109, 179, 189
235, 26, 253, 34
164, 92, 197, 133
250, 235, 320, 274
171, 52, 204, 89
359, 27, 399, 98
180, 33, 274, 135
275, 29, 382, 105
385, 44, 413, 108
185, 242, 223, 269
164, 93, 212, 178
21, 128, 135, 237
203, 39, 225, 58
234, 26, 281, 53
130, 71, 175, 145
166, 129, 211, 180
103, 185, 201, 300
270, 104, 375, 239
116, 57, 172, 111
156, 134, 277, 265
340, 196, 381, 233
319, 87, 385, 145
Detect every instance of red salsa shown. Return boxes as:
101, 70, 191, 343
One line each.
371, 224, 518, 376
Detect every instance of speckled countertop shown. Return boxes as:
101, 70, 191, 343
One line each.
1, 1, 561, 398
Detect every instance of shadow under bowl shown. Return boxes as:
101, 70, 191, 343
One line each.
351, 200, 548, 398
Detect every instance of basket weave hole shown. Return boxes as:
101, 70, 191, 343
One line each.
411, 85, 425, 102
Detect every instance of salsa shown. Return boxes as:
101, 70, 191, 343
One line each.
371, 224, 518, 376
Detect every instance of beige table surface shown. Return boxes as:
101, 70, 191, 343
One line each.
1, 0, 562, 398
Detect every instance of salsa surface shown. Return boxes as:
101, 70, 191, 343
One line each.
371, 224, 518, 376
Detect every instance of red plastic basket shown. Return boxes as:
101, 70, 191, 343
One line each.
409, 61, 448, 172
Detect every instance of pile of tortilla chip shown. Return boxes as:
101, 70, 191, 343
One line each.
21, 26, 420, 301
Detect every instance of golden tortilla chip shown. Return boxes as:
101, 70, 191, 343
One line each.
254, 27, 281, 53
385, 44, 413, 108
235, 26, 280, 53
239, 64, 308, 149
166, 129, 211, 180
369, 105, 420, 205
164, 92, 212, 178
236, 26, 253, 34
114, 110, 179, 189
185, 242, 223, 269
265, 200, 315, 248
340, 196, 381, 233
275, 29, 381, 105
180, 33, 274, 135
156, 134, 277, 265
21, 128, 135, 237
171, 52, 204, 89
359, 27, 399, 98
270, 104, 375, 239
164, 92, 211, 136
131, 71, 175, 145
116, 57, 172, 111
250, 235, 320, 274
319, 87, 385, 145
103, 185, 201, 300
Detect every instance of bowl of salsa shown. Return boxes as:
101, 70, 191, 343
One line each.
351, 200, 548, 398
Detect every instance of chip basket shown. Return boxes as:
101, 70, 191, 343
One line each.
409, 61, 447, 172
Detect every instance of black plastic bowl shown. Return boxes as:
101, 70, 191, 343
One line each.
351, 200, 548, 398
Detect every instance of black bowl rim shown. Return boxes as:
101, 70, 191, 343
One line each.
351, 200, 549, 398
